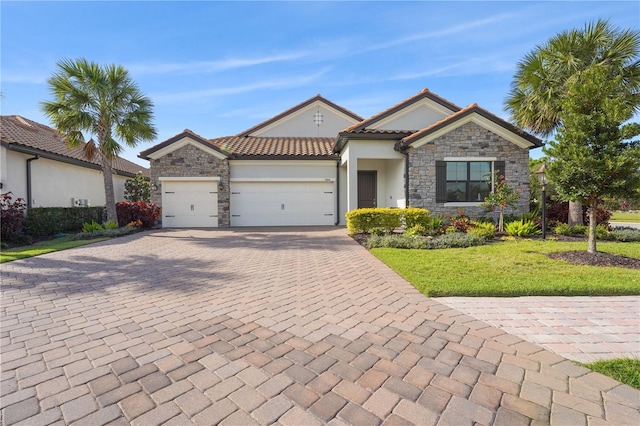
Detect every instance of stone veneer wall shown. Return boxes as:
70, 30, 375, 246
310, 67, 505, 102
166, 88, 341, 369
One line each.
407, 121, 531, 219
150, 144, 230, 227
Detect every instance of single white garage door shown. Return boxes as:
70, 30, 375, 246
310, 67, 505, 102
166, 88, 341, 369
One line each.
230, 181, 334, 226
162, 180, 218, 228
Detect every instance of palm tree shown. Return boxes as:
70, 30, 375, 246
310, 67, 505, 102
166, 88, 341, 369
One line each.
505, 19, 640, 228
506, 19, 640, 135
42, 58, 157, 223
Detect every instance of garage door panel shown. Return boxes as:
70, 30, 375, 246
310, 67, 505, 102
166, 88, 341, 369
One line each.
162, 181, 218, 228
230, 181, 334, 226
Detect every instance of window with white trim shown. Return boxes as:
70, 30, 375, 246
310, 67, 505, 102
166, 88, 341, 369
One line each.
436, 160, 504, 203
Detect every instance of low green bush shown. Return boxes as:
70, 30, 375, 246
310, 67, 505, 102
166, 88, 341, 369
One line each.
73, 226, 138, 240
404, 225, 427, 237
403, 207, 432, 229
103, 220, 119, 230
553, 223, 573, 236
82, 220, 104, 232
468, 221, 496, 239
610, 227, 640, 242
366, 232, 486, 250
505, 219, 541, 237
346, 208, 402, 234
26, 207, 105, 236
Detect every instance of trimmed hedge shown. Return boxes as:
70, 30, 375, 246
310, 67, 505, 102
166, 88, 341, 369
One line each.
26, 207, 105, 236
366, 232, 486, 250
346, 207, 432, 235
116, 201, 161, 228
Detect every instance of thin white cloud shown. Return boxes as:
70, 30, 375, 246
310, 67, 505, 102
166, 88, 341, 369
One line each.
152, 67, 332, 104
127, 51, 311, 76
1, 71, 48, 85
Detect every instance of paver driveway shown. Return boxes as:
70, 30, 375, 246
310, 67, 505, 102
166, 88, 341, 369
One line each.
1, 227, 639, 425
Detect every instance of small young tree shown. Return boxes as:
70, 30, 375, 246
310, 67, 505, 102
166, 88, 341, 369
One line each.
124, 172, 151, 202
483, 172, 522, 233
544, 65, 640, 253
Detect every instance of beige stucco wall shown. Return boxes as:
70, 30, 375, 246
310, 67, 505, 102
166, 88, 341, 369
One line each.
2, 147, 128, 207
231, 160, 336, 180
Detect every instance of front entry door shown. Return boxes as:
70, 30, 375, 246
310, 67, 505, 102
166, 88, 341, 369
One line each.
358, 171, 377, 208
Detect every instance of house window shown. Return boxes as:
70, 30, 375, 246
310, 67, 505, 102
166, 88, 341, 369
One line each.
436, 160, 503, 203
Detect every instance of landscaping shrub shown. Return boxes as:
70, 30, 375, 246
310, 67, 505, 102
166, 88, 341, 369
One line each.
1, 192, 27, 242
103, 220, 119, 230
116, 201, 161, 228
553, 223, 573, 236
595, 224, 611, 240
403, 208, 432, 229
26, 206, 105, 236
448, 213, 472, 233
546, 198, 611, 226
404, 225, 427, 237
346, 208, 401, 234
124, 172, 151, 202
610, 227, 640, 242
366, 232, 486, 250
73, 226, 138, 240
505, 219, 541, 237
468, 221, 496, 239
82, 220, 104, 232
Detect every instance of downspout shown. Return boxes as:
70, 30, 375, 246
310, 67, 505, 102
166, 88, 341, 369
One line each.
26, 155, 39, 209
401, 149, 409, 208
335, 160, 340, 225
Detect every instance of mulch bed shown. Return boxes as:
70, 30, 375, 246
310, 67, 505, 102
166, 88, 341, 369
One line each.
547, 251, 640, 269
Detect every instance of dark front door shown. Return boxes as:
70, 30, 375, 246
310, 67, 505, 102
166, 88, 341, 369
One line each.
358, 171, 377, 208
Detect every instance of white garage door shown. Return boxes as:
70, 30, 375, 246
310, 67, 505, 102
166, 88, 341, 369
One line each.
162, 180, 218, 228
230, 181, 334, 226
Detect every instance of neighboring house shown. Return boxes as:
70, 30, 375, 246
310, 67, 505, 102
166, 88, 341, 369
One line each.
140, 89, 542, 228
1, 115, 148, 208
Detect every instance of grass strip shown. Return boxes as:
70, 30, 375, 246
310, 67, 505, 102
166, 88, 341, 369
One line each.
371, 239, 640, 297
610, 211, 640, 222
581, 358, 640, 390
1, 237, 109, 263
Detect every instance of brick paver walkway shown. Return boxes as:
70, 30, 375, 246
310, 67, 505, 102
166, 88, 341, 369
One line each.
1, 227, 639, 425
437, 297, 640, 363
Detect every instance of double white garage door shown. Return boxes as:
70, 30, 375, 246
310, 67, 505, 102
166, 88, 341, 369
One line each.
162, 179, 335, 227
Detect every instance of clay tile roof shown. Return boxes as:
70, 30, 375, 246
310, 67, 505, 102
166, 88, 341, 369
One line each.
344, 88, 462, 133
237, 94, 363, 137
397, 103, 543, 149
211, 136, 337, 158
1, 115, 149, 177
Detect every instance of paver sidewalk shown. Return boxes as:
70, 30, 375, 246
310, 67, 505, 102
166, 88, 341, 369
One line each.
437, 296, 640, 363
1, 227, 639, 425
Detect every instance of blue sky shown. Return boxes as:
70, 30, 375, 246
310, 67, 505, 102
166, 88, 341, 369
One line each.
2, 1, 639, 167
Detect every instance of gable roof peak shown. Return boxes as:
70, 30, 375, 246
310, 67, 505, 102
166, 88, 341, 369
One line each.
237, 94, 362, 137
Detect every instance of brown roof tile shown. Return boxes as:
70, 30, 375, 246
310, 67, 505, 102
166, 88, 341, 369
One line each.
1, 115, 148, 176
212, 136, 337, 158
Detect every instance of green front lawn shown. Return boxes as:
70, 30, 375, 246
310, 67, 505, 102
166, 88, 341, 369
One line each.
610, 211, 640, 223
582, 358, 640, 390
372, 239, 640, 297
0, 236, 109, 263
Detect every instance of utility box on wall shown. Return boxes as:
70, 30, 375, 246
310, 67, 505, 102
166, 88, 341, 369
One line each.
71, 198, 91, 207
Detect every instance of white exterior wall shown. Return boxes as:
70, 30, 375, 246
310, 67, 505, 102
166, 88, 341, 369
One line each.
338, 140, 405, 225
2, 148, 128, 207
373, 103, 450, 131
251, 102, 358, 138
230, 160, 337, 179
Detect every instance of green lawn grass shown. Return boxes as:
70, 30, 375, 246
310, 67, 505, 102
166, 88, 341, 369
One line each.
0, 236, 109, 263
372, 239, 640, 297
581, 358, 640, 390
610, 211, 640, 222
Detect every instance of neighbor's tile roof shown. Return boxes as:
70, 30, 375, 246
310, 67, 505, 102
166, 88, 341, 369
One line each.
1, 115, 149, 176
212, 136, 337, 158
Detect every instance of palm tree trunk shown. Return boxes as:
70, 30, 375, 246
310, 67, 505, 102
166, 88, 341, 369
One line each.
588, 200, 597, 254
101, 154, 118, 224
568, 201, 584, 226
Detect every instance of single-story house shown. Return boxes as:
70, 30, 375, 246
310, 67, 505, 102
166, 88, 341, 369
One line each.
1, 115, 147, 208
139, 89, 542, 228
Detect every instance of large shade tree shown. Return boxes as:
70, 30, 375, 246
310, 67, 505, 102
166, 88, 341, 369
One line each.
544, 65, 640, 253
505, 19, 640, 245
42, 58, 156, 223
